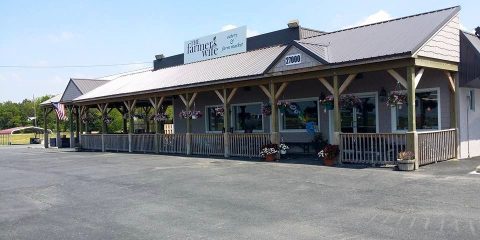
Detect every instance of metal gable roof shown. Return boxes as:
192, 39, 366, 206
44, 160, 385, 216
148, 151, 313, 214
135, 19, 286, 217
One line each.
297, 6, 460, 64
75, 45, 287, 102
463, 31, 480, 55
60, 79, 108, 103
40, 94, 62, 106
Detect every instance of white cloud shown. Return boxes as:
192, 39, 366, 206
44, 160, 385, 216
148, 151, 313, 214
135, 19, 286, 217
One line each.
48, 31, 75, 43
346, 10, 393, 29
221, 24, 259, 37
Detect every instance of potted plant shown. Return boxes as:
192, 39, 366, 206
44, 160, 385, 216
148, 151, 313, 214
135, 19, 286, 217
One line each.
318, 144, 339, 166
279, 143, 289, 155
178, 110, 203, 119
259, 143, 279, 161
397, 151, 415, 171
277, 100, 291, 113
387, 91, 407, 109
261, 104, 272, 116
153, 112, 168, 122
319, 95, 334, 111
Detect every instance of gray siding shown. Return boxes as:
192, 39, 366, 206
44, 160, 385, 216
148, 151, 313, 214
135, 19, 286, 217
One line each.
269, 46, 321, 73
417, 15, 460, 62
60, 81, 82, 103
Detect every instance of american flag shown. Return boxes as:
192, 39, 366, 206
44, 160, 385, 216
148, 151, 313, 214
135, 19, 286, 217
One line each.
53, 102, 68, 121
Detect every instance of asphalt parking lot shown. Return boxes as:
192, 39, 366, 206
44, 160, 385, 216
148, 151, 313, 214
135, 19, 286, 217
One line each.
1, 146, 479, 240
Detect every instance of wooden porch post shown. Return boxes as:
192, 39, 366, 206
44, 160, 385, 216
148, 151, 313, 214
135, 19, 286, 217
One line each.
43, 108, 49, 148
75, 106, 80, 146
179, 92, 198, 155
79, 106, 85, 148
121, 106, 128, 134
215, 88, 237, 157
98, 103, 108, 152
69, 106, 75, 148
124, 100, 136, 153
445, 71, 459, 158
56, 113, 60, 148
149, 96, 165, 154
333, 75, 341, 144
406, 66, 419, 169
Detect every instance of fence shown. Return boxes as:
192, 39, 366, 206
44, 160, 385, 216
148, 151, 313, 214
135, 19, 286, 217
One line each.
230, 133, 271, 158
104, 134, 129, 152
191, 133, 224, 156
418, 129, 457, 166
339, 133, 407, 165
131, 134, 156, 153
157, 134, 186, 154
81, 134, 103, 151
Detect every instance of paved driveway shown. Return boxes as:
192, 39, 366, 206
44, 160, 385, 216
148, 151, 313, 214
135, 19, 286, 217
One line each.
0, 146, 479, 240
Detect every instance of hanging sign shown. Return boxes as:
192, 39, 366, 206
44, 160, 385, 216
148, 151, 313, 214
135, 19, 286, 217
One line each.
184, 26, 247, 64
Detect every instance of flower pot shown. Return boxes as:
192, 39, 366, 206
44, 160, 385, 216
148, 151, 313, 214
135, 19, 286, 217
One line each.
280, 149, 287, 155
323, 157, 335, 166
265, 154, 277, 162
397, 159, 415, 171
192, 116, 198, 120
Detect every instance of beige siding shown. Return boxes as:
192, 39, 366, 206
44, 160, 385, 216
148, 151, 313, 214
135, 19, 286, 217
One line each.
269, 46, 321, 73
417, 15, 460, 62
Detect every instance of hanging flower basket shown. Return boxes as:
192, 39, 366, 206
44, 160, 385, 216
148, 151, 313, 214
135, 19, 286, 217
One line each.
103, 116, 113, 125
277, 100, 291, 113
214, 107, 225, 117
319, 95, 334, 111
340, 94, 362, 109
134, 113, 146, 119
179, 110, 203, 119
261, 104, 272, 116
387, 91, 407, 108
81, 116, 92, 124
153, 112, 168, 122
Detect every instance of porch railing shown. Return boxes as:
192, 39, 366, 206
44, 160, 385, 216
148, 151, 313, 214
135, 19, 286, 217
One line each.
418, 129, 457, 166
191, 133, 224, 156
132, 134, 156, 153
158, 133, 186, 154
104, 134, 129, 152
230, 133, 271, 158
81, 134, 103, 151
340, 133, 407, 165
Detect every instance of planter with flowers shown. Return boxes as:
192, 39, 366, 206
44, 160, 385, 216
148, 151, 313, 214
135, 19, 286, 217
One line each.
214, 107, 225, 117
397, 151, 415, 171
277, 101, 291, 113
319, 95, 334, 111
340, 94, 362, 109
153, 112, 168, 122
103, 116, 113, 125
259, 144, 279, 161
318, 144, 340, 166
387, 91, 408, 109
279, 143, 289, 155
179, 110, 203, 120
261, 104, 272, 116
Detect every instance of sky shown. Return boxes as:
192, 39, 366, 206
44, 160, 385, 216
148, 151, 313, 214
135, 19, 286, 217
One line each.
0, 0, 478, 102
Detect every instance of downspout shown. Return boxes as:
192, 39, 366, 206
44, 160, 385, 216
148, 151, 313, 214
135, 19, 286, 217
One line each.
466, 92, 471, 158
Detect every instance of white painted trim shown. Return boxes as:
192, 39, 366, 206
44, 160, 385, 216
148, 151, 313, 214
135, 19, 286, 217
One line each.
278, 97, 321, 133
391, 87, 442, 133
230, 102, 265, 133
204, 104, 223, 133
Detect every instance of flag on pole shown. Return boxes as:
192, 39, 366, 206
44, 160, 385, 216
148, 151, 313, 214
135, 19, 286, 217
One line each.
52, 102, 68, 121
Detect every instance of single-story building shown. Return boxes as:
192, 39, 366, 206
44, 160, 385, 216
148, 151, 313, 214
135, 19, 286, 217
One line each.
42, 6, 480, 169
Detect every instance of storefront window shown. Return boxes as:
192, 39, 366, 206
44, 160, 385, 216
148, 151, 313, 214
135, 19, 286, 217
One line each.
232, 104, 263, 132
280, 99, 318, 130
206, 106, 224, 132
394, 90, 439, 131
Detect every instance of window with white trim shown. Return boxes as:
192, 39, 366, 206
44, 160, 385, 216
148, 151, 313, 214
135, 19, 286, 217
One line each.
280, 99, 319, 131
393, 89, 440, 131
206, 106, 224, 132
231, 103, 263, 132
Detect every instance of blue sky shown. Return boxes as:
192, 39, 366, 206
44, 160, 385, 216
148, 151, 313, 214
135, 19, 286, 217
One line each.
0, 0, 477, 102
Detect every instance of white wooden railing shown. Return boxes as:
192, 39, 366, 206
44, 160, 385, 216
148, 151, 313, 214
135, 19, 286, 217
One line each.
230, 133, 271, 158
104, 134, 129, 152
340, 133, 407, 165
81, 134, 103, 151
418, 129, 457, 166
158, 134, 186, 154
131, 134, 156, 153
191, 133, 224, 156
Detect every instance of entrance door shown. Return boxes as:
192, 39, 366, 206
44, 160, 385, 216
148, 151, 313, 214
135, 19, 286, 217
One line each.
341, 94, 377, 133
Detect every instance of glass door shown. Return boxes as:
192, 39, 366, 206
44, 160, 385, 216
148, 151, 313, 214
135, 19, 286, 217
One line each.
340, 95, 377, 133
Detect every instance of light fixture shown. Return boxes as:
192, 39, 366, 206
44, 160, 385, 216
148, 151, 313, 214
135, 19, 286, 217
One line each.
379, 87, 387, 102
